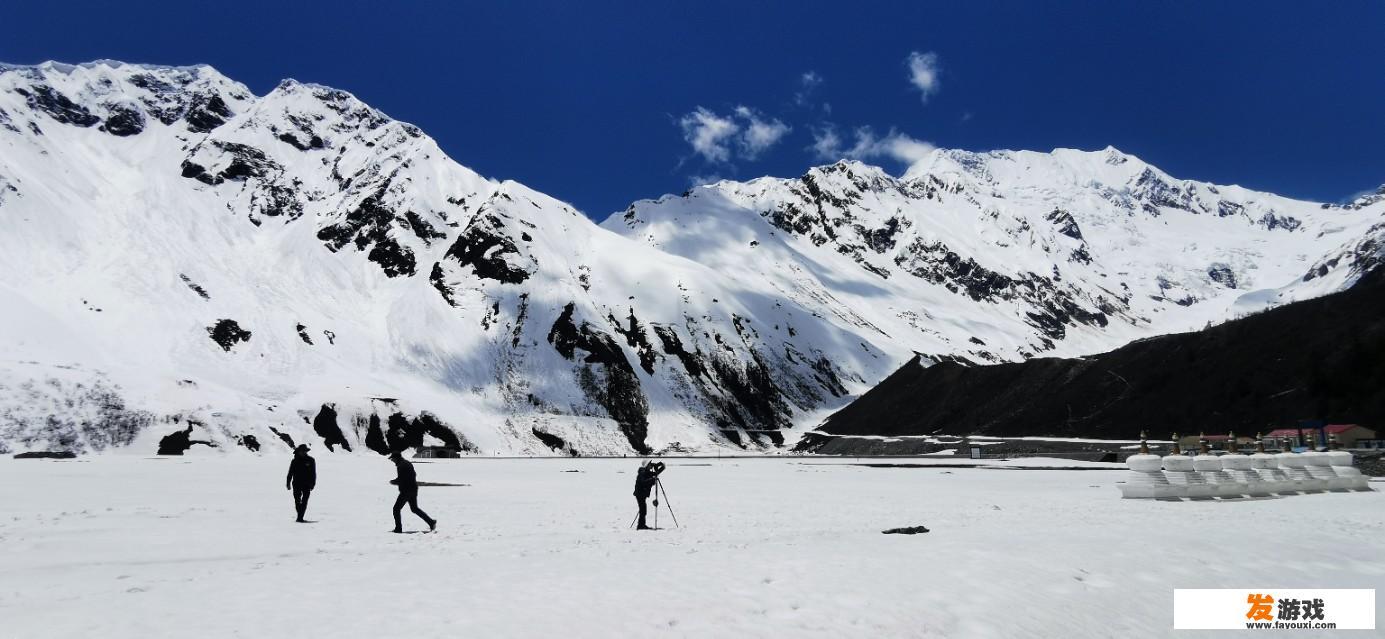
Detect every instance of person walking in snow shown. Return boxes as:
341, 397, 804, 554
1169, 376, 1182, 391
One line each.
633, 460, 666, 530
390, 451, 437, 533
286, 444, 316, 523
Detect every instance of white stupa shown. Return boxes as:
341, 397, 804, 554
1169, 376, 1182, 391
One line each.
1194, 434, 1246, 499
1249, 434, 1294, 494
1325, 434, 1371, 491
1302, 434, 1340, 487
1161, 434, 1206, 500
1220, 432, 1268, 497
1277, 437, 1323, 492
1119, 431, 1177, 499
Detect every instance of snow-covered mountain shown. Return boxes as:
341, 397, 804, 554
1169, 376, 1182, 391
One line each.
2, 60, 1382, 456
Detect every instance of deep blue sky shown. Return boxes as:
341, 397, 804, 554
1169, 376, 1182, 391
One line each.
5, 1, 1383, 218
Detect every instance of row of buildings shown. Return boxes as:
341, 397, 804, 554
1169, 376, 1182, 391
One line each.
1176, 424, 1381, 451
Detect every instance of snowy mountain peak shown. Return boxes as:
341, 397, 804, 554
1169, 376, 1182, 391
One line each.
1343, 184, 1385, 210
0, 59, 254, 137
2, 60, 1383, 457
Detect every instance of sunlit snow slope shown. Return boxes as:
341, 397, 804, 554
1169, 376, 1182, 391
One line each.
2, 61, 1382, 455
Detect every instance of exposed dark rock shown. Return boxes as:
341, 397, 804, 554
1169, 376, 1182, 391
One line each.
312, 403, 351, 452
184, 93, 233, 133
443, 214, 533, 284
180, 141, 303, 220
414, 413, 469, 452
385, 413, 410, 452
237, 434, 261, 452
1259, 212, 1302, 231
296, 323, 314, 345
0, 106, 21, 133
276, 132, 325, 151
862, 216, 904, 253
1132, 168, 1197, 214
206, 319, 251, 352
429, 263, 458, 306
653, 325, 705, 378
100, 104, 145, 136
179, 274, 210, 300
269, 427, 295, 449
126, 72, 182, 124
1045, 208, 1083, 240
16, 85, 100, 127
882, 526, 930, 535
215, 142, 275, 181
364, 414, 389, 455
894, 238, 1109, 343
1217, 200, 1245, 218
157, 424, 215, 455
366, 236, 416, 278
404, 210, 446, 244
707, 349, 791, 433
1303, 223, 1385, 284
811, 355, 849, 398
316, 185, 416, 277
532, 428, 567, 453
1207, 263, 1238, 289
548, 303, 651, 453
382, 411, 473, 454
894, 239, 1014, 302
610, 309, 658, 375
180, 160, 211, 183
13, 451, 77, 459
511, 294, 529, 348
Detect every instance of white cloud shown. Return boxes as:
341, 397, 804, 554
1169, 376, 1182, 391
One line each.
906, 51, 941, 103
678, 106, 790, 164
811, 124, 936, 167
809, 125, 844, 160
679, 107, 740, 163
687, 173, 727, 188
733, 106, 791, 159
795, 71, 823, 106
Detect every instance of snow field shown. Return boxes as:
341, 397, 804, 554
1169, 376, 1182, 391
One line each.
1, 456, 1381, 638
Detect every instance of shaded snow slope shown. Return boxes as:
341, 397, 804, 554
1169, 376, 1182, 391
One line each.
2, 61, 1382, 455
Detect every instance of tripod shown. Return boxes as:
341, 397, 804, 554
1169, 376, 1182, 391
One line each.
629, 478, 680, 529
655, 478, 679, 528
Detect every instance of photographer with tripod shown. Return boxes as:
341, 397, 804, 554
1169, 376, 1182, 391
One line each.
632, 460, 667, 530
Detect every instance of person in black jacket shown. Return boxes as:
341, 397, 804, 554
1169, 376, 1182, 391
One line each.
286, 444, 316, 522
633, 461, 666, 530
390, 451, 436, 533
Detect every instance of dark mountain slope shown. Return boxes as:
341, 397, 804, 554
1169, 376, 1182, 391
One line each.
798, 268, 1385, 452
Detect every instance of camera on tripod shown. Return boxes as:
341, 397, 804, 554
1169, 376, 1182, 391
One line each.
632, 460, 677, 529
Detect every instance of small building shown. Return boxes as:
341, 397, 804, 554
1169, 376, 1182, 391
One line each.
414, 445, 461, 459
1265, 424, 1378, 449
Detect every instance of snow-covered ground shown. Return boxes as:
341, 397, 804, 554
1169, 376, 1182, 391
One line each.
1, 456, 1381, 638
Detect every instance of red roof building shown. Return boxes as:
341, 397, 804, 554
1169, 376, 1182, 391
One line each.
1265, 425, 1377, 447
